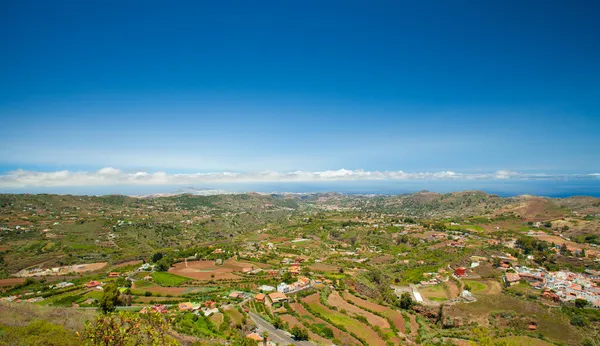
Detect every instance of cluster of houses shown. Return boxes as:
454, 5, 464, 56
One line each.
504, 266, 600, 308
140, 304, 168, 314
276, 276, 312, 294
177, 300, 219, 316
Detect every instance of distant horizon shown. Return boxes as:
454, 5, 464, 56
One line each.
0, 166, 599, 197
2, 179, 600, 198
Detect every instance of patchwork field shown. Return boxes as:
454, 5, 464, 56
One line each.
309, 263, 340, 272
327, 291, 390, 328
342, 290, 406, 333
131, 281, 190, 296
0, 278, 26, 287
135, 296, 185, 303
532, 234, 591, 251
279, 314, 331, 345
170, 261, 242, 281
152, 272, 190, 286
343, 291, 387, 312
169, 258, 269, 281
291, 302, 361, 346
419, 284, 449, 301
463, 280, 486, 292
303, 293, 387, 346
113, 260, 143, 268
467, 279, 502, 296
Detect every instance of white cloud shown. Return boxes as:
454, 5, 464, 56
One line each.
0, 168, 594, 188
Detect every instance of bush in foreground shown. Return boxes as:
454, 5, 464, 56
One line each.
83, 311, 178, 346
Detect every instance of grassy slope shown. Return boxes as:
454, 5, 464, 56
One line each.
152, 271, 190, 286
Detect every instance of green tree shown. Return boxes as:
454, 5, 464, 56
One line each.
575, 298, 589, 309
272, 316, 284, 329
151, 252, 164, 263
571, 315, 588, 327
115, 277, 131, 288
291, 325, 309, 341
399, 292, 413, 310
154, 258, 170, 272
100, 284, 121, 313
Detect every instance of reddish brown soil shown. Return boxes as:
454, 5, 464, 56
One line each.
291, 303, 361, 346
170, 260, 241, 281
384, 310, 406, 334
170, 258, 269, 281
302, 294, 387, 346
135, 296, 185, 303
409, 314, 418, 337
369, 255, 394, 264
342, 291, 406, 333
445, 280, 460, 298
342, 291, 388, 312
71, 262, 108, 273
0, 278, 25, 287
132, 281, 188, 295
113, 260, 143, 268
309, 263, 340, 272
279, 314, 331, 345
328, 291, 389, 328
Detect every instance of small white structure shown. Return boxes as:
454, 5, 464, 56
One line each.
259, 285, 275, 292
277, 282, 289, 293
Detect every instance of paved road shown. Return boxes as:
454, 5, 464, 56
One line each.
248, 312, 313, 346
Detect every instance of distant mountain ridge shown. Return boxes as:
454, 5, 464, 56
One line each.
3, 190, 598, 220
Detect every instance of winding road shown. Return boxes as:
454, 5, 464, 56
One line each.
248, 312, 314, 346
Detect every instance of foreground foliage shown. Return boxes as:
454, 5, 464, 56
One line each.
0, 319, 80, 346
83, 311, 178, 346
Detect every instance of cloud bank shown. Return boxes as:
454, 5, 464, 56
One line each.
0, 168, 598, 188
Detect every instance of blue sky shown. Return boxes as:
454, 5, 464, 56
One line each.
1, 0, 599, 194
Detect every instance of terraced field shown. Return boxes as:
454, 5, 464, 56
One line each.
328, 291, 389, 328
343, 291, 406, 333
279, 314, 331, 345
291, 302, 361, 346
131, 281, 189, 295
302, 293, 387, 346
